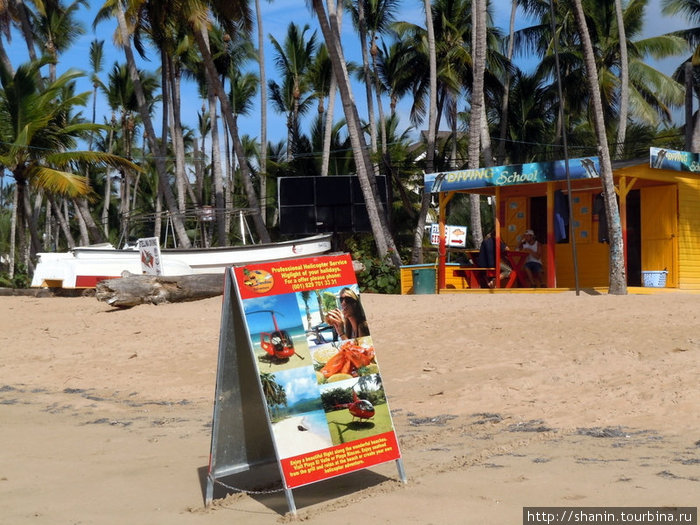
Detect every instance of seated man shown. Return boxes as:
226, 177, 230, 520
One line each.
479, 229, 511, 288
518, 229, 544, 287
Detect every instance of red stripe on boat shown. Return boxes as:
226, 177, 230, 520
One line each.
75, 276, 118, 288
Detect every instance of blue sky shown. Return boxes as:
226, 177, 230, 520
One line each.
4, 0, 694, 157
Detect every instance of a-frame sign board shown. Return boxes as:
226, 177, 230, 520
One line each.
206, 254, 406, 515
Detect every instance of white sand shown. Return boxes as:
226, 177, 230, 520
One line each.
0, 291, 698, 524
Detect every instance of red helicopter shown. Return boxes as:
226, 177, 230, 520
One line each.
335, 390, 375, 421
251, 310, 304, 362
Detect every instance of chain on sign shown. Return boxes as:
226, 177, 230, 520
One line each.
213, 478, 285, 495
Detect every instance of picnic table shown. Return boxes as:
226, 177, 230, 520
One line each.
453, 249, 530, 288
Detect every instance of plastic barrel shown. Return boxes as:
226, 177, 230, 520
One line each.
412, 268, 436, 294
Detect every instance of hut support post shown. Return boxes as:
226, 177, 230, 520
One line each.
546, 183, 556, 288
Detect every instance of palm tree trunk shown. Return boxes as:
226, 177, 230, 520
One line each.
193, 25, 270, 243
356, 0, 378, 164
497, 0, 517, 165
207, 85, 227, 245
614, 0, 629, 159
572, 0, 626, 294
255, 0, 268, 221
115, 1, 192, 248
49, 195, 76, 248
8, 184, 17, 278
468, 0, 486, 248
685, 61, 694, 150
76, 198, 106, 243
102, 115, 116, 237
322, 0, 341, 177
411, 0, 438, 264
312, 0, 400, 266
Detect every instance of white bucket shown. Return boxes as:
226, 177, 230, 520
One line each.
641, 270, 667, 288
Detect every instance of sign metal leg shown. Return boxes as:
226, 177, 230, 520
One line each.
284, 488, 297, 516
396, 458, 407, 483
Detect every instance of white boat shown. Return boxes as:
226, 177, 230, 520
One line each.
31, 234, 334, 289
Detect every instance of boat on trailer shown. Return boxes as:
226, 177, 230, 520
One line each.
30, 234, 334, 289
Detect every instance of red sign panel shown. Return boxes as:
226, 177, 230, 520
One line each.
234, 254, 402, 490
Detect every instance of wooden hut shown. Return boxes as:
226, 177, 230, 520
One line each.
427, 148, 700, 291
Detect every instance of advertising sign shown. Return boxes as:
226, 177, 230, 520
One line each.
650, 147, 700, 172
137, 237, 162, 275
429, 224, 468, 247
207, 254, 405, 514
424, 156, 600, 193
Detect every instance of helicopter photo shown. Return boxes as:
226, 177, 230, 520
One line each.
249, 309, 306, 364
334, 390, 375, 422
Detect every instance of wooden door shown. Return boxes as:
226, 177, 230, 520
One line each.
640, 185, 678, 287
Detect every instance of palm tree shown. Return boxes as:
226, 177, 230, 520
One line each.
0, 60, 138, 271
259, 372, 287, 417
468, 0, 487, 248
661, 0, 700, 151
310, 0, 401, 267
97, 0, 193, 248
180, 0, 271, 243
517, 0, 686, 149
571, 0, 626, 294
410, 0, 437, 265
268, 22, 318, 162
88, 39, 106, 151
614, 0, 629, 159
32, 0, 87, 83
254, 0, 269, 219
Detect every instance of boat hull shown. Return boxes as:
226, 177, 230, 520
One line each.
31, 234, 333, 289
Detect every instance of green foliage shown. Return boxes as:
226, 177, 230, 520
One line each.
344, 235, 401, 294
0, 265, 30, 288
355, 256, 401, 294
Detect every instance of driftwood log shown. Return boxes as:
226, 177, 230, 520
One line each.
95, 259, 366, 308
96, 273, 225, 308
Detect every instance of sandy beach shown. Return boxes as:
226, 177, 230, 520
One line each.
1, 290, 698, 524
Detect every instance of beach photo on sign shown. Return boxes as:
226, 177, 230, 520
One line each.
299, 285, 370, 349
243, 293, 311, 370
262, 367, 334, 459
319, 375, 393, 445
313, 336, 377, 384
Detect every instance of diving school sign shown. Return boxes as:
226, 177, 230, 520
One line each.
206, 254, 405, 515
424, 156, 600, 193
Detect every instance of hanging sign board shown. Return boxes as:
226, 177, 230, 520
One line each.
137, 237, 162, 275
207, 254, 405, 513
650, 147, 700, 172
430, 224, 468, 247
424, 156, 600, 193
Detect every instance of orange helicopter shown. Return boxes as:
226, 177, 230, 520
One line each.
335, 390, 375, 421
250, 310, 304, 362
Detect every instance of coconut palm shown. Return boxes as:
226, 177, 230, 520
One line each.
254, 0, 269, 218
31, 0, 87, 83
268, 22, 318, 162
96, 0, 193, 248
0, 60, 138, 271
661, 0, 700, 151
571, 0, 626, 294
517, 0, 686, 149
309, 0, 401, 267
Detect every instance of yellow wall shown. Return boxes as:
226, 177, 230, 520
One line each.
502, 164, 700, 290
677, 174, 700, 289
618, 165, 700, 290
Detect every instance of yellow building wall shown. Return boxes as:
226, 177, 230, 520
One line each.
617, 165, 700, 290
677, 175, 700, 289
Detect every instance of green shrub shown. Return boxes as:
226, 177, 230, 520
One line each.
0, 264, 30, 288
355, 255, 400, 294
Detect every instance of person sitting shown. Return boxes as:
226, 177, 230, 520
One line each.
479, 229, 512, 288
518, 229, 545, 287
